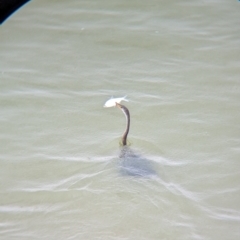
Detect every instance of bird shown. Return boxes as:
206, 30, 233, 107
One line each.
105, 101, 156, 177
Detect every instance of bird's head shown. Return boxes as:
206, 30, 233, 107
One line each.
115, 102, 123, 109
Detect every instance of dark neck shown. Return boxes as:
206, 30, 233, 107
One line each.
122, 106, 130, 146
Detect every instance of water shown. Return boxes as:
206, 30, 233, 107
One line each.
1, 0, 240, 239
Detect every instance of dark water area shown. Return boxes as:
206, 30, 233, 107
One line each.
119, 146, 157, 177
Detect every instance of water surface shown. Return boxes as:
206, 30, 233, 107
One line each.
1, 0, 240, 239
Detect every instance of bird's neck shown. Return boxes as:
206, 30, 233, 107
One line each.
122, 109, 130, 146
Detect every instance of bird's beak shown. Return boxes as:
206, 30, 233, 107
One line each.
115, 102, 121, 108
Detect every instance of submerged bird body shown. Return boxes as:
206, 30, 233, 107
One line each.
119, 146, 156, 177
103, 96, 128, 108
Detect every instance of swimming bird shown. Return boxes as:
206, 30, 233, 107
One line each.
103, 96, 128, 108
105, 100, 156, 177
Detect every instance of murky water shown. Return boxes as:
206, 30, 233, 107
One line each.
1, 0, 240, 239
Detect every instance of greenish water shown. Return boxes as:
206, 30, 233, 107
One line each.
1, 0, 240, 239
